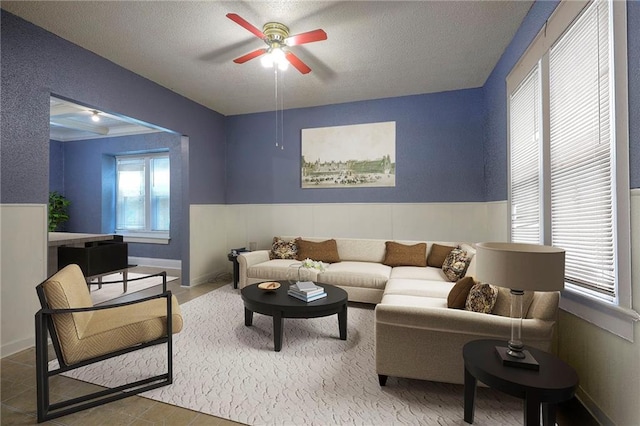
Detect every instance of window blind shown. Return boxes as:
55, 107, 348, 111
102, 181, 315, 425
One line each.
510, 65, 542, 244
549, 0, 615, 301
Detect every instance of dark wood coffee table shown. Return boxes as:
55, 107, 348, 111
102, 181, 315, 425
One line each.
241, 281, 348, 351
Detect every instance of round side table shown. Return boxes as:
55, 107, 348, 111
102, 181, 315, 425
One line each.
463, 339, 578, 426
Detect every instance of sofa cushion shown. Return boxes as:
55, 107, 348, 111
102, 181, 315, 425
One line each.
384, 278, 454, 299
379, 293, 447, 309
296, 238, 340, 263
269, 237, 298, 260
427, 243, 456, 268
382, 241, 427, 267
389, 266, 448, 281
491, 287, 535, 318
248, 259, 320, 282
465, 283, 498, 313
447, 276, 476, 309
442, 248, 472, 281
318, 261, 391, 289
336, 238, 387, 263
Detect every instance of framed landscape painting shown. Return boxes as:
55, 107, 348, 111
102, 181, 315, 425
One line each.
301, 121, 396, 188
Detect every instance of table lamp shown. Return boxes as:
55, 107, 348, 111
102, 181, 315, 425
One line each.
475, 242, 565, 370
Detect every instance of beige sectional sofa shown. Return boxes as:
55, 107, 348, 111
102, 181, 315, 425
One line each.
237, 236, 559, 385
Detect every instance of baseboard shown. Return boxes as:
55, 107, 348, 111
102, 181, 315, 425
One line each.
128, 257, 181, 270
1, 335, 35, 358
576, 387, 615, 426
189, 269, 231, 287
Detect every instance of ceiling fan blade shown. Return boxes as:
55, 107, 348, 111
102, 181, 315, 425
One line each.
285, 51, 312, 74
226, 13, 265, 39
285, 29, 327, 46
233, 48, 267, 64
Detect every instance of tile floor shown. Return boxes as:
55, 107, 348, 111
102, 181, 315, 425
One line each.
1, 266, 597, 425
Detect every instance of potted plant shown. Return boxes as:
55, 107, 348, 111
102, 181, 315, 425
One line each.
48, 191, 71, 231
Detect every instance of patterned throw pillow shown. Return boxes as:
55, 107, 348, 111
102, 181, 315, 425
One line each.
442, 247, 471, 282
269, 237, 298, 260
465, 283, 498, 313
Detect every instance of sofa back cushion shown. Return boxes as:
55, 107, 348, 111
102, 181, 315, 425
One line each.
491, 287, 535, 317
383, 241, 427, 267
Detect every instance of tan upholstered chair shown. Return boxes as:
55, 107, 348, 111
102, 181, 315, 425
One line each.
35, 264, 183, 423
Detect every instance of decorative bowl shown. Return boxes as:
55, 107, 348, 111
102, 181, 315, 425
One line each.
257, 281, 281, 291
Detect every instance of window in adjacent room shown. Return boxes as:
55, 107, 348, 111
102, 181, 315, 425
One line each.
507, 0, 635, 340
116, 153, 170, 241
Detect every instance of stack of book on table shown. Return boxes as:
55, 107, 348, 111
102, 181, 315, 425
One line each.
288, 281, 327, 302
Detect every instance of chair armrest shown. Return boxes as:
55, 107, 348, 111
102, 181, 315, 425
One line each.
237, 250, 270, 288
38, 291, 173, 315
90, 271, 168, 292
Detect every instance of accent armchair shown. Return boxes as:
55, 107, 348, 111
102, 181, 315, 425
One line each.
35, 264, 183, 423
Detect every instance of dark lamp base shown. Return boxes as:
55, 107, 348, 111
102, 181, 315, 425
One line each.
495, 346, 540, 371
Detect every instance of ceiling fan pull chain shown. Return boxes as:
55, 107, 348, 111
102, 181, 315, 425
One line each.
274, 67, 278, 147
280, 69, 284, 150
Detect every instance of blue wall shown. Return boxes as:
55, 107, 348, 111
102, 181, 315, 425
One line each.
1, 11, 226, 206
226, 89, 486, 204
1, 11, 227, 282
484, 0, 639, 201
49, 140, 64, 194
51, 132, 183, 260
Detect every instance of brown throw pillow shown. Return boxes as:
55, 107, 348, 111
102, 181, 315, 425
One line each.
295, 238, 340, 263
269, 237, 298, 260
427, 244, 456, 268
447, 276, 476, 309
382, 241, 427, 267
465, 283, 498, 313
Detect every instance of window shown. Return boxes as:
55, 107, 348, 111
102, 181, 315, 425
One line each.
116, 153, 170, 240
507, 0, 635, 340
509, 65, 542, 245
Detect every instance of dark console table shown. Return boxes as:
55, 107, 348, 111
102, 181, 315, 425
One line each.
463, 339, 578, 426
55, 235, 128, 288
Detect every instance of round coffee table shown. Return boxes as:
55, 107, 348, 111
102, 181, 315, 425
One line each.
463, 339, 578, 426
241, 281, 348, 351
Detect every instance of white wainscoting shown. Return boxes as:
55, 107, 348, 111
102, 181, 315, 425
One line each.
190, 204, 229, 286
1, 204, 48, 357
192, 201, 508, 287
224, 202, 508, 252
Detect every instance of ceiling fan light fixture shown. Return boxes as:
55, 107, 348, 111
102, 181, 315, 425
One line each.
260, 53, 274, 68
261, 47, 288, 70
91, 111, 100, 122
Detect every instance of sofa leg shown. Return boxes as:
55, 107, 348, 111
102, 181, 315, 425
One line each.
378, 375, 388, 386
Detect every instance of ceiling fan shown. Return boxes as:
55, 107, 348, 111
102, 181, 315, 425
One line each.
226, 13, 327, 74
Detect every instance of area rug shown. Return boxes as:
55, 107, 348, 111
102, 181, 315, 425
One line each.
59, 285, 522, 425
89, 272, 178, 305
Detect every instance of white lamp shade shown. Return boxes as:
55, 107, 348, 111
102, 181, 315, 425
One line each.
475, 242, 565, 292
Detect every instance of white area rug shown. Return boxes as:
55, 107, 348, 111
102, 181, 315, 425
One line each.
89, 272, 178, 305
60, 285, 522, 425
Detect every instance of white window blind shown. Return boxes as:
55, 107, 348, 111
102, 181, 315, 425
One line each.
549, 0, 615, 301
510, 65, 542, 244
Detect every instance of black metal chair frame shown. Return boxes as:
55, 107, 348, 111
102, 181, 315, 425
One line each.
35, 271, 174, 423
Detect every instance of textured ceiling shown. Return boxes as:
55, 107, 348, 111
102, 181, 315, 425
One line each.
2, 1, 533, 116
